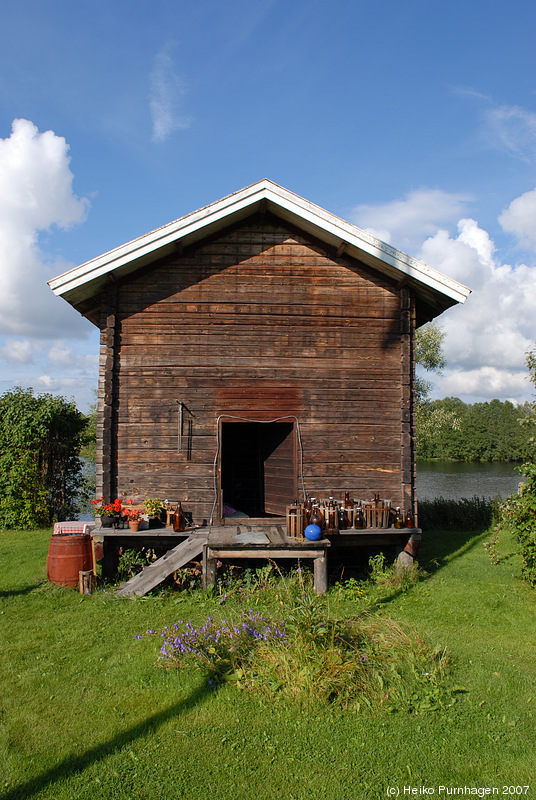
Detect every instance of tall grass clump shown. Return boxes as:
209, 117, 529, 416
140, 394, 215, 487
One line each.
142, 576, 451, 714
418, 495, 496, 531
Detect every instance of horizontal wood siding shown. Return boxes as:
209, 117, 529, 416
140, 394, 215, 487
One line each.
99, 215, 411, 521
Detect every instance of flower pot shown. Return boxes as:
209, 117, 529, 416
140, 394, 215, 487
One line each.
100, 516, 115, 528
129, 520, 141, 532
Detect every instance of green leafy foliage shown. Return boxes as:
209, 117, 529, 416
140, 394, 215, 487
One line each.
0, 387, 87, 529
492, 464, 536, 586
416, 397, 533, 462
415, 322, 446, 403
491, 343, 536, 585
117, 547, 157, 580
414, 325, 535, 463
79, 395, 97, 463
77, 395, 97, 514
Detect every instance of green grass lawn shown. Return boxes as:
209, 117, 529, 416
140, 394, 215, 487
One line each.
1, 526, 535, 800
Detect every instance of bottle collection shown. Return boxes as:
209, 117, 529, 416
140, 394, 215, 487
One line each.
286, 492, 415, 539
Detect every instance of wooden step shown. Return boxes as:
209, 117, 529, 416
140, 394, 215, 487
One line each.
115, 534, 208, 598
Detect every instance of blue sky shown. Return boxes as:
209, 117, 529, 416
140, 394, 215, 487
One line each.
1, 0, 535, 412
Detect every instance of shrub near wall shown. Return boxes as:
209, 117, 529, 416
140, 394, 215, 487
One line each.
489, 343, 536, 586
0, 387, 87, 529
493, 464, 536, 586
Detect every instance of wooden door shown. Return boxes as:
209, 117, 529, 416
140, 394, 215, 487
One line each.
263, 423, 296, 516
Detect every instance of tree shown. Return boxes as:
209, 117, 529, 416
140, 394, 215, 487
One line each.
0, 387, 87, 529
414, 322, 456, 454
415, 322, 446, 403
78, 394, 97, 514
415, 396, 464, 459
80, 395, 97, 463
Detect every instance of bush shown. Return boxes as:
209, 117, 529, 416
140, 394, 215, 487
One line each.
492, 465, 536, 586
0, 387, 87, 529
490, 344, 536, 585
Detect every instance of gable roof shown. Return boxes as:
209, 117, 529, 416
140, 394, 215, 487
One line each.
49, 179, 470, 324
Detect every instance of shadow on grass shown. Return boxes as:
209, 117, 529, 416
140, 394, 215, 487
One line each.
359, 528, 492, 611
0, 584, 44, 599
0, 682, 211, 800
419, 527, 490, 573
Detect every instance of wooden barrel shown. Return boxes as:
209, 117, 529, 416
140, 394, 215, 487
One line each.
47, 534, 93, 588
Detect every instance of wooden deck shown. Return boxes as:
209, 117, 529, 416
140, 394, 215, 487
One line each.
93, 521, 420, 597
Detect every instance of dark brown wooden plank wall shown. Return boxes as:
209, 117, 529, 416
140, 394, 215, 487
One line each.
97, 216, 412, 521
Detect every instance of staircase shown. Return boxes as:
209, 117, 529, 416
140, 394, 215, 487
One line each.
115, 534, 208, 598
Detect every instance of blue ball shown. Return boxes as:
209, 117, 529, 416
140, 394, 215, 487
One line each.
304, 523, 322, 541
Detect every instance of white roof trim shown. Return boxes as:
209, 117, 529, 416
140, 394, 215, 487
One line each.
49, 179, 471, 307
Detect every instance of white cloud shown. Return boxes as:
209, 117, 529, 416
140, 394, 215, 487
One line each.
47, 341, 76, 368
499, 187, 536, 252
433, 366, 532, 405
357, 186, 536, 404
0, 118, 90, 337
484, 104, 536, 162
0, 336, 99, 411
149, 43, 191, 143
0, 119, 98, 410
419, 219, 536, 402
352, 188, 471, 256
0, 338, 36, 364
453, 90, 536, 164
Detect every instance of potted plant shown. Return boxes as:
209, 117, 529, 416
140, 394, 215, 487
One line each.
91, 497, 123, 527
125, 507, 142, 532
144, 497, 166, 528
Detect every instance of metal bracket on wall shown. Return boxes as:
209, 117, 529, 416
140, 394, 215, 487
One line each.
177, 401, 195, 459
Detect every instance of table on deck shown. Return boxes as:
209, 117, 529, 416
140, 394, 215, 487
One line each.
202, 523, 330, 594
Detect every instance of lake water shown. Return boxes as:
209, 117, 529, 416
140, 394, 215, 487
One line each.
416, 460, 524, 502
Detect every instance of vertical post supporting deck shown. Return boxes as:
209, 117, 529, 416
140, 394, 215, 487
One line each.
395, 531, 421, 571
313, 552, 328, 595
202, 544, 217, 591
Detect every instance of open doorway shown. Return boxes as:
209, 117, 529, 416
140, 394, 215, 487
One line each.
221, 421, 296, 518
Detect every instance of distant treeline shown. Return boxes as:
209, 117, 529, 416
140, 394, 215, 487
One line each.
416, 397, 534, 462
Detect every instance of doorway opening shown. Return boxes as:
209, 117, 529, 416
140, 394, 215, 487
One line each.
221, 421, 296, 518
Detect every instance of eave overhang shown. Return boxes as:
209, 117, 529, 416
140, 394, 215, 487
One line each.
48, 179, 471, 324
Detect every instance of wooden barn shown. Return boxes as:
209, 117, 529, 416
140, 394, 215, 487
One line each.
49, 180, 470, 590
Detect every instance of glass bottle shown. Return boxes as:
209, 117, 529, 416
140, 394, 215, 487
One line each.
404, 508, 415, 528
394, 507, 404, 528
354, 505, 365, 529
326, 501, 335, 530
310, 505, 324, 530
173, 502, 187, 532
304, 496, 312, 526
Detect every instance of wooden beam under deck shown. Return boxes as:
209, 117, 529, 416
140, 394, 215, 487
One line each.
94, 522, 420, 596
